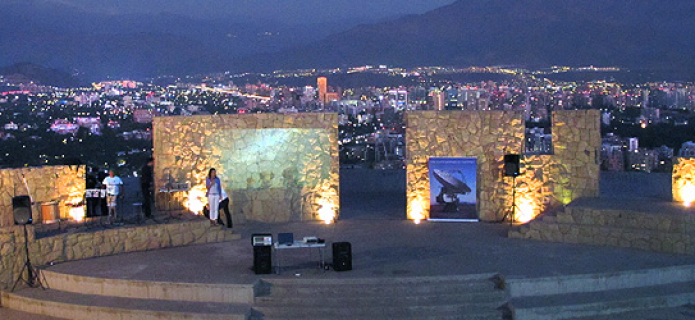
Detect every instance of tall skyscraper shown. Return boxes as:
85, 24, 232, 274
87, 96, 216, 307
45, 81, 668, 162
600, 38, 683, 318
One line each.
317, 77, 328, 103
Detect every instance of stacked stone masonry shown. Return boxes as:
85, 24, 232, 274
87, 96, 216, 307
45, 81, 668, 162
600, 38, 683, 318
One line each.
0, 219, 238, 290
509, 206, 695, 254
0, 165, 86, 227
153, 113, 339, 223
405, 110, 600, 222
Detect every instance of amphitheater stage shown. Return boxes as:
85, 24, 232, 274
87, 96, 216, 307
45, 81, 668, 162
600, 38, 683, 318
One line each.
44, 219, 695, 282
5, 172, 695, 319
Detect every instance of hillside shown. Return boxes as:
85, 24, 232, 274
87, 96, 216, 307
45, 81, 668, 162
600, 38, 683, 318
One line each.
244, 0, 695, 75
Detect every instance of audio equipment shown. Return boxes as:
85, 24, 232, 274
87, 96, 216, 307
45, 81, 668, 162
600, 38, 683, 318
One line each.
504, 154, 520, 177
13, 196, 32, 225
332, 242, 352, 272
11, 195, 45, 291
252, 234, 273, 246
252, 233, 273, 274
253, 246, 272, 274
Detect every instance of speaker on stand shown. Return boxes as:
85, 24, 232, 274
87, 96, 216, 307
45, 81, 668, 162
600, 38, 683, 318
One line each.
12, 196, 47, 291
502, 154, 522, 225
13, 195, 32, 225
503, 154, 520, 177
332, 242, 352, 272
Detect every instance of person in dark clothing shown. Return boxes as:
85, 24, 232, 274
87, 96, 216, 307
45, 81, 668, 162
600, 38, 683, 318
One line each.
97, 169, 109, 216
140, 157, 154, 218
85, 166, 100, 217
202, 188, 233, 228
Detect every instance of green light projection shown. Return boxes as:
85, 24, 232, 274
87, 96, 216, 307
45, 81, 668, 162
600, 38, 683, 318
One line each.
213, 128, 331, 190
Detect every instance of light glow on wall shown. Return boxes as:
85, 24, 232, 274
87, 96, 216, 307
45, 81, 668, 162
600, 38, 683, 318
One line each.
186, 187, 207, 215
679, 182, 695, 207
66, 195, 85, 222
515, 198, 536, 224
69, 206, 85, 222
673, 158, 695, 207
316, 182, 338, 224
317, 201, 335, 224
408, 196, 428, 222
511, 162, 550, 224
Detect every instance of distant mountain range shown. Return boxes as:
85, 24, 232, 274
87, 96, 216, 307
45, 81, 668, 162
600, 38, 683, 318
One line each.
1, 0, 694, 82
0, 0, 379, 82
248, 0, 695, 76
0, 63, 80, 87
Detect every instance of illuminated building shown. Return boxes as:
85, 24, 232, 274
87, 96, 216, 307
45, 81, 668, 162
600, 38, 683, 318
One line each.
428, 89, 446, 111
679, 141, 695, 158
317, 77, 328, 103
324, 92, 340, 103
388, 89, 408, 110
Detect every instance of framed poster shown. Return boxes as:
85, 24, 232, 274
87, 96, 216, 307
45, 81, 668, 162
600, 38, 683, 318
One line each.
429, 157, 478, 221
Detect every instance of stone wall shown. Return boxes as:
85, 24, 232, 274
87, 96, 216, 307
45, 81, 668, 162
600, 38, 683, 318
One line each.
0, 166, 85, 227
0, 220, 238, 290
509, 205, 695, 255
673, 157, 695, 203
406, 111, 525, 221
405, 110, 600, 222
551, 110, 601, 204
153, 114, 339, 223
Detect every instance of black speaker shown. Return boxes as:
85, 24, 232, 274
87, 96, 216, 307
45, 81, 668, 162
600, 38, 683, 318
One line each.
253, 246, 272, 274
13, 196, 32, 225
332, 242, 352, 272
504, 154, 520, 177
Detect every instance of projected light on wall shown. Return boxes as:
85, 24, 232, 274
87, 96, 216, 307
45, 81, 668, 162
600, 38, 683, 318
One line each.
219, 129, 330, 190
181, 128, 336, 222
154, 114, 339, 223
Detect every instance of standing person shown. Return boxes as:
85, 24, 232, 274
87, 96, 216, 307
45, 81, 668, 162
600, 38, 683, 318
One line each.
103, 170, 123, 223
206, 168, 221, 225
140, 157, 154, 219
97, 169, 109, 216
219, 186, 233, 228
202, 186, 232, 228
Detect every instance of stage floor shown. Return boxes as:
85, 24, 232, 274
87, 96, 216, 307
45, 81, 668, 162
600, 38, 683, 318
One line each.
46, 219, 695, 284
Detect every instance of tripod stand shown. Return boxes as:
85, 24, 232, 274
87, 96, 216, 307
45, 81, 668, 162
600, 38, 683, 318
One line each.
12, 224, 46, 292
501, 174, 519, 226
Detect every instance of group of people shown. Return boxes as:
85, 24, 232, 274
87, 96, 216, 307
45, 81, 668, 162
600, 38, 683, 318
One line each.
87, 160, 233, 228
85, 157, 155, 223
86, 167, 127, 223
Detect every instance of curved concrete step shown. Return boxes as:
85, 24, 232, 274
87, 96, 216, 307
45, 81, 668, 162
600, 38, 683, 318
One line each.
509, 281, 695, 320
254, 316, 499, 320
0, 307, 67, 320
41, 269, 256, 303
506, 265, 695, 297
257, 275, 499, 297
260, 281, 496, 296
255, 290, 505, 307
260, 273, 498, 285
569, 305, 695, 320
253, 274, 506, 319
1, 289, 251, 320
252, 303, 504, 319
